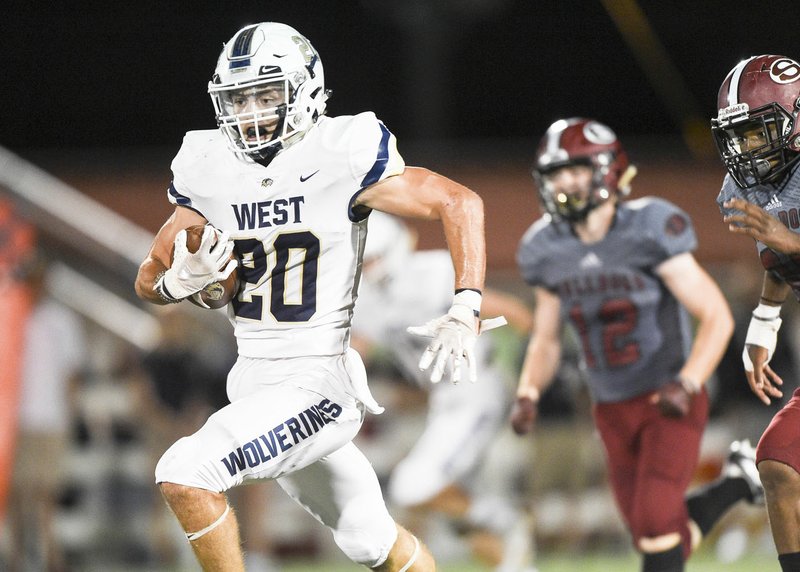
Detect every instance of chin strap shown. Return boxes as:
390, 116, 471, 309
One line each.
253, 144, 282, 167
617, 165, 638, 195
186, 505, 231, 542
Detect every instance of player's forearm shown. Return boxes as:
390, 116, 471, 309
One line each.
414, 168, 486, 291
760, 271, 790, 305
135, 257, 171, 305
516, 338, 561, 401
439, 189, 485, 292
680, 295, 734, 388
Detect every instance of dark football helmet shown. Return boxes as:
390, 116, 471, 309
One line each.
712, 55, 800, 188
532, 118, 635, 221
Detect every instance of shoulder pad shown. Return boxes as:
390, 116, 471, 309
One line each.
624, 196, 696, 257
517, 216, 560, 285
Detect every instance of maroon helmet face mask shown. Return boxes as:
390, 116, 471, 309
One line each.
532, 118, 630, 221
712, 55, 800, 188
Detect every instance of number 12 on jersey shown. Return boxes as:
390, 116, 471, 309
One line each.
569, 298, 640, 369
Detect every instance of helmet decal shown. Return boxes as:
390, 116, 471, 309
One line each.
771, 58, 800, 84
726, 56, 757, 107
583, 121, 616, 145
292, 35, 316, 66
229, 26, 259, 70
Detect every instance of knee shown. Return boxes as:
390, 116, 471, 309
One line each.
637, 532, 681, 553
159, 481, 215, 507
332, 514, 397, 567
388, 464, 442, 509
629, 508, 683, 554
758, 460, 800, 497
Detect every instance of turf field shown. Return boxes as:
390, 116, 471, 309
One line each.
280, 549, 779, 571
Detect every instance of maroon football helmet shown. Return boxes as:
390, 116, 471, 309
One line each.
532, 118, 633, 221
712, 55, 800, 188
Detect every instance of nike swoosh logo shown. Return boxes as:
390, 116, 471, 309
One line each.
300, 170, 320, 182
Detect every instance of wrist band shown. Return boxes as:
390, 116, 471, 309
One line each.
453, 289, 482, 317
760, 296, 785, 305
753, 302, 781, 321
154, 271, 181, 304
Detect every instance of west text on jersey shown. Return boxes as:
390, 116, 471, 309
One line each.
232, 195, 305, 230
220, 398, 342, 477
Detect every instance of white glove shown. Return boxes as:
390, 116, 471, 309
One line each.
742, 303, 782, 372
407, 290, 507, 384
158, 226, 237, 301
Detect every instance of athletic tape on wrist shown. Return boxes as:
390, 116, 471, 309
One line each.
753, 302, 781, 320
745, 312, 782, 348
742, 304, 782, 370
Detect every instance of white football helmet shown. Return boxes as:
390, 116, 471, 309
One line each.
208, 22, 328, 161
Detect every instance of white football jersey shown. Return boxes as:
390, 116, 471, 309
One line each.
168, 112, 405, 359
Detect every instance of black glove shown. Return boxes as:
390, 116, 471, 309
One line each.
654, 380, 692, 418
510, 396, 538, 435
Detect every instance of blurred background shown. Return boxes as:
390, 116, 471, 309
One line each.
3, 0, 800, 570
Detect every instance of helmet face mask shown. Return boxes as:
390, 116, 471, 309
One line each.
533, 119, 632, 222
211, 81, 292, 153
209, 23, 328, 161
537, 160, 601, 222
712, 55, 800, 188
713, 100, 796, 187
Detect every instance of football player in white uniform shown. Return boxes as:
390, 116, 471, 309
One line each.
135, 22, 496, 572
351, 212, 535, 571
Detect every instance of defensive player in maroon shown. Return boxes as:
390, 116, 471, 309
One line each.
714, 54, 800, 572
512, 118, 763, 572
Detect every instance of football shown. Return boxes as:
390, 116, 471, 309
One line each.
176, 224, 240, 309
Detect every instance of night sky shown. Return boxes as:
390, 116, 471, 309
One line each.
5, 0, 800, 153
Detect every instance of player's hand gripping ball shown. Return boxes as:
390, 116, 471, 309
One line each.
175, 224, 239, 309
